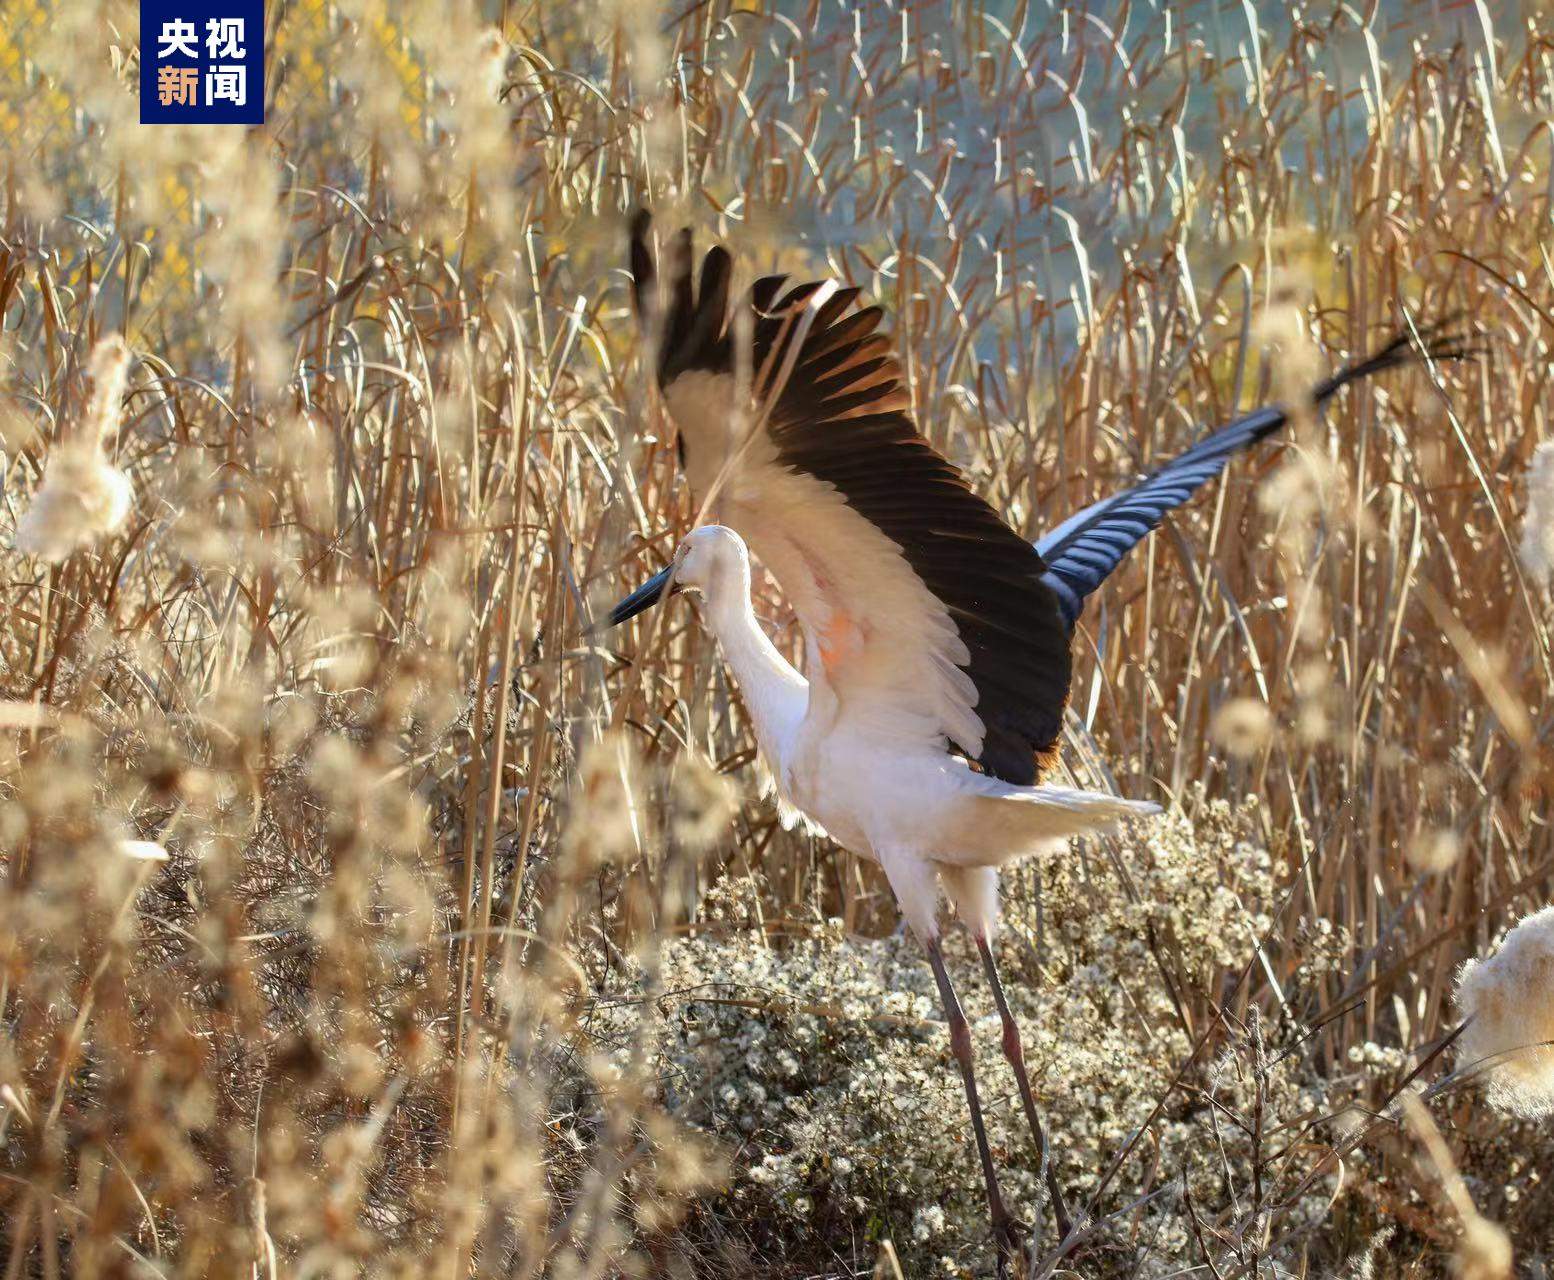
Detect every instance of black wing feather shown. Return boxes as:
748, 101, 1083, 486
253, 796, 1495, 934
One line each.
1036, 323, 1468, 626
630, 211, 1071, 785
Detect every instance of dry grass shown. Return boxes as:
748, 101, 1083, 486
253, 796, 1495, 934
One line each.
0, 1, 1551, 1276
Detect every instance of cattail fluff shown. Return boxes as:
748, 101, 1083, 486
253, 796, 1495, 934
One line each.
1454, 904, 1554, 1119
1519, 441, 1554, 582
1209, 697, 1275, 760
13, 336, 134, 562
1454, 1215, 1512, 1280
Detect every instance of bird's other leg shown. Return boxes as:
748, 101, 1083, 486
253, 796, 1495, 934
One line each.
924, 937, 1023, 1277
975, 935, 1072, 1242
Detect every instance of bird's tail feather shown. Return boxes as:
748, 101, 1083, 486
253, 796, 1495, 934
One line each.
949, 783, 1161, 867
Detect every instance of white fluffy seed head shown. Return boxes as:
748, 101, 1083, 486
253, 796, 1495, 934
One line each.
1454, 904, 1554, 1119
11, 336, 135, 563
1454, 1214, 1512, 1280
1519, 442, 1554, 582
1210, 697, 1275, 759
1407, 828, 1463, 875
13, 448, 134, 562
83, 335, 131, 447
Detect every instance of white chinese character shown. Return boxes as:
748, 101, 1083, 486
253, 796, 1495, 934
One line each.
206, 64, 247, 107
205, 17, 245, 60
157, 18, 198, 59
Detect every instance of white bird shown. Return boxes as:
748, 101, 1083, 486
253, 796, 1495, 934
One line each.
608, 212, 1464, 1272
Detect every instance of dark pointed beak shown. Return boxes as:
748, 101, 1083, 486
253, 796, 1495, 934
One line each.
604, 565, 675, 629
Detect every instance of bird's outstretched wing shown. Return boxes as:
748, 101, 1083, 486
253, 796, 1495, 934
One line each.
1035, 328, 1469, 626
630, 211, 1071, 786
630, 213, 1465, 783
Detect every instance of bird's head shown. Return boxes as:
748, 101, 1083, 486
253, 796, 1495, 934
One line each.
606, 525, 749, 627
670, 525, 748, 597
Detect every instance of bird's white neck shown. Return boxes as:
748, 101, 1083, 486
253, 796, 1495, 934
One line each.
700, 580, 809, 772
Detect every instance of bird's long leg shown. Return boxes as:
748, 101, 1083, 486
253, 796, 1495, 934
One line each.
924, 937, 1022, 1277
975, 936, 1073, 1243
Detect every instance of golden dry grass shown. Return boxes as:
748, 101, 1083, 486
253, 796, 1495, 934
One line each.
0, 1, 1551, 1276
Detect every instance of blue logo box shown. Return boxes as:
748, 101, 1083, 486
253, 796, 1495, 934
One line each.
140, 1, 264, 124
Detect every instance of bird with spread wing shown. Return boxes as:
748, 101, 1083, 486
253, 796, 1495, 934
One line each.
605, 211, 1464, 1273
